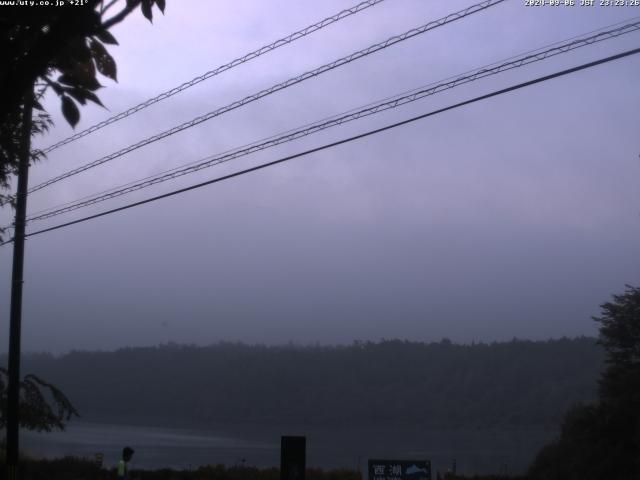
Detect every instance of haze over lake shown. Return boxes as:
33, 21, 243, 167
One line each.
23, 422, 554, 475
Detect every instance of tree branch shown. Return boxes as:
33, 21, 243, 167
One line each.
102, 0, 142, 30
100, 0, 120, 16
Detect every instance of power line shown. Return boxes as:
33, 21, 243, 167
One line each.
29, 14, 640, 220
27, 19, 640, 220
15, 15, 639, 225
27, 0, 506, 195
39, 0, 389, 155
2, 46, 635, 246
24, 20, 640, 224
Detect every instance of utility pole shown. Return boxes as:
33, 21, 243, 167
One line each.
6, 91, 33, 480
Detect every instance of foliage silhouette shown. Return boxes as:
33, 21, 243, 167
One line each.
15, 337, 602, 430
0, 0, 166, 238
0, 367, 79, 432
529, 285, 640, 480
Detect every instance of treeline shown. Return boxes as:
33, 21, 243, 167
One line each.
2, 458, 518, 480
12, 338, 602, 429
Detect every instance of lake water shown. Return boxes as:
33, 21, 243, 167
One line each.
22, 422, 556, 476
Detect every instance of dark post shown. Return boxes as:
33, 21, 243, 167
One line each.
281, 436, 306, 480
6, 92, 33, 480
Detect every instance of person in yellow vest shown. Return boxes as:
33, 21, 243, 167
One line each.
117, 446, 134, 479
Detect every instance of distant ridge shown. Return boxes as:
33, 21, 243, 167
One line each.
12, 337, 602, 430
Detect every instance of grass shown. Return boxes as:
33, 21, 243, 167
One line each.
0, 457, 527, 480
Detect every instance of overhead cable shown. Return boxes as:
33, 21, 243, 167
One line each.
24, 20, 640, 223
30, 15, 640, 219
1, 46, 634, 246
40, 0, 389, 155
27, 0, 506, 194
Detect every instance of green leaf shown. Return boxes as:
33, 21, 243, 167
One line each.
155, 0, 165, 13
83, 90, 105, 108
62, 86, 104, 108
57, 74, 75, 86
59, 70, 102, 91
66, 88, 87, 105
90, 40, 117, 82
66, 38, 92, 63
49, 81, 64, 95
141, 0, 153, 22
83, 77, 103, 91
58, 57, 100, 90
95, 29, 118, 45
61, 95, 80, 128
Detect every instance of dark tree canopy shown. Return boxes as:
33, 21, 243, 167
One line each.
0, 0, 165, 236
0, 367, 79, 432
0, 0, 166, 432
597, 285, 640, 405
14, 337, 602, 430
529, 285, 640, 480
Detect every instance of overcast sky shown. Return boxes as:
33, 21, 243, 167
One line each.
1, 0, 639, 354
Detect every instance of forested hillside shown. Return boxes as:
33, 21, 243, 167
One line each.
13, 338, 602, 429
